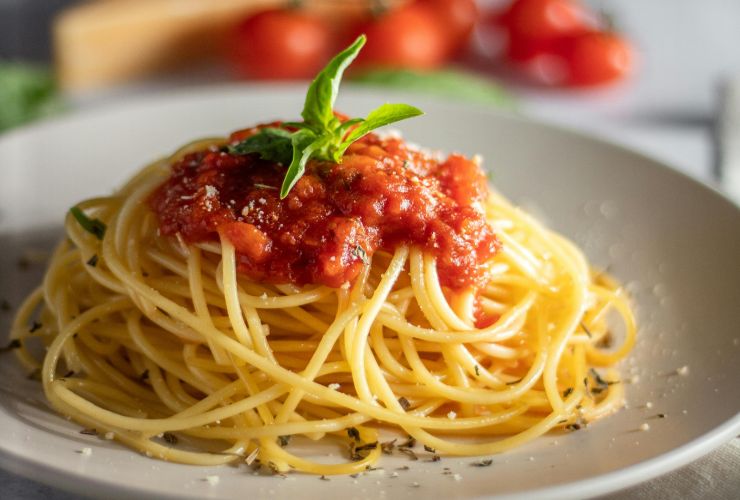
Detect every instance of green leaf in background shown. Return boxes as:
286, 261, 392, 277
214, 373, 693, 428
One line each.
0, 63, 63, 132
350, 68, 516, 109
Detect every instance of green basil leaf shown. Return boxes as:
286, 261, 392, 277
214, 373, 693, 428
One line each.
69, 207, 106, 240
337, 103, 423, 158
280, 129, 320, 198
301, 35, 366, 131
227, 127, 294, 165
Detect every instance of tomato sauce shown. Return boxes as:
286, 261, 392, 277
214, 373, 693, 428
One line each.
150, 126, 501, 289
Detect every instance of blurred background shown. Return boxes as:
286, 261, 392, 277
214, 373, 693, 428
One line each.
1, 0, 739, 191
0, 1, 739, 498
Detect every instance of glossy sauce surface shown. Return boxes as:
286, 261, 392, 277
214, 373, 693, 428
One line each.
150, 128, 500, 289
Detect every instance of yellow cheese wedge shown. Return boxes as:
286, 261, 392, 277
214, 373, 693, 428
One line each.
54, 0, 379, 90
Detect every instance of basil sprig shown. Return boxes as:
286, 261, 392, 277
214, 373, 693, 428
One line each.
227, 35, 423, 198
69, 206, 106, 240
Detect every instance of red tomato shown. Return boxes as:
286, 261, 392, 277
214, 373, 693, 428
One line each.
503, 0, 589, 39
355, 4, 449, 70
418, 0, 479, 56
497, 0, 590, 62
230, 9, 332, 80
554, 31, 633, 86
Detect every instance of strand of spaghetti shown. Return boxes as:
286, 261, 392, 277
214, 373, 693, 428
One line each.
396, 303, 547, 404
423, 253, 474, 330
103, 256, 536, 428
586, 289, 637, 366
9, 286, 45, 370
376, 292, 533, 343
274, 303, 362, 423
41, 242, 76, 316
539, 232, 590, 413
143, 357, 190, 412
187, 247, 230, 364
187, 413, 371, 440
216, 240, 256, 350
50, 375, 287, 432
408, 248, 447, 330
126, 313, 225, 393
350, 246, 409, 403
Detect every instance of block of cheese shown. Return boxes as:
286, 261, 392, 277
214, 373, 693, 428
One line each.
54, 0, 380, 90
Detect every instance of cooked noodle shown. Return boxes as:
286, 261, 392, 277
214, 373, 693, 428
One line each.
11, 138, 636, 475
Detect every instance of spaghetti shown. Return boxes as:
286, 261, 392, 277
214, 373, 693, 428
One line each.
11, 135, 635, 474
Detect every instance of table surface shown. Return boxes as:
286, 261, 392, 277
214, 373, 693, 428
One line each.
1, 0, 739, 498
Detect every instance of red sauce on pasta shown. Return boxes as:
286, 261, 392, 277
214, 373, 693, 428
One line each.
150, 126, 500, 289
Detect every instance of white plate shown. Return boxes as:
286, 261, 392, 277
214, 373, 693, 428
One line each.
1, 86, 739, 500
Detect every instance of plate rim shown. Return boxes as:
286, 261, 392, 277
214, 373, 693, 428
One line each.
1, 84, 739, 499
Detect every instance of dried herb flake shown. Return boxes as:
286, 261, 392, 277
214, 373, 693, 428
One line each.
381, 439, 397, 454
0, 339, 21, 353
353, 245, 369, 265
163, 432, 178, 444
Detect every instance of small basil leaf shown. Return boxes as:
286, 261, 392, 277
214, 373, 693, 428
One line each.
280, 130, 319, 198
228, 128, 294, 165
301, 35, 366, 131
69, 207, 106, 240
336, 103, 423, 158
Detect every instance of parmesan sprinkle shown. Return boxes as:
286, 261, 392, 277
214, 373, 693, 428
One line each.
639, 423, 650, 432
79, 447, 92, 456
104, 432, 115, 440
205, 475, 220, 485
447, 411, 457, 420
676, 365, 689, 376
328, 383, 340, 390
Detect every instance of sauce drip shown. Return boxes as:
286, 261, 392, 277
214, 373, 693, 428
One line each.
150, 127, 501, 289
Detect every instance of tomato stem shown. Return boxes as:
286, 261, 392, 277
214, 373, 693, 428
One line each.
369, 0, 391, 17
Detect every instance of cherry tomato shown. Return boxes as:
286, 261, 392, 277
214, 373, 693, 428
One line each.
355, 4, 449, 70
230, 9, 332, 80
503, 0, 589, 39
497, 0, 590, 62
418, 0, 479, 56
553, 31, 633, 86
